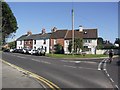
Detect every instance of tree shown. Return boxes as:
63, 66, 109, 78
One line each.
97, 37, 104, 49
2, 1, 18, 44
74, 38, 83, 53
68, 38, 83, 54
8, 41, 16, 49
68, 41, 72, 53
54, 44, 64, 54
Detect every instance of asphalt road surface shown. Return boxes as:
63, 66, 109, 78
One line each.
2, 52, 118, 89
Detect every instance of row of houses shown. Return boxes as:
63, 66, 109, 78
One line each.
16, 26, 98, 54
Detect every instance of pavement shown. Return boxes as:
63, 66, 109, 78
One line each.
2, 62, 44, 88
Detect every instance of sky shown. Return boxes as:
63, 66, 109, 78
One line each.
6, 2, 118, 43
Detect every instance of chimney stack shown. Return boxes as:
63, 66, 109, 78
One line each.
42, 28, 46, 34
27, 31, 32, 36
79, 25, 83, 32
51, 27, 57, 32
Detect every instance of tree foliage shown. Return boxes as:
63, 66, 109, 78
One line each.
8, 41, 16, 49
97, 37, 104, 49
2, 1, 18, 44
54, 43, 64, 54
68, 38, 83, 53
68, 41, 72, 53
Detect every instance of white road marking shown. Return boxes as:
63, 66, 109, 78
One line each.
31, 59, 38, 61
98, 59, 106, 70
41, 61, 51, 64
63, 65, 97, 70
64, 65, 76, 68
78, 66, 97, 71
103, 60, 107, 71
107, 74, 110, 77
115, 85, 119, 89
75, 61, 81, 63
17, 56, 22, 58
31, 59, 51, 64
20, 57, 26, 59
110, 78, 114, 82
62, 60, 97, 64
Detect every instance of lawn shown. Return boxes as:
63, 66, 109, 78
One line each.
46, 54, 108, 59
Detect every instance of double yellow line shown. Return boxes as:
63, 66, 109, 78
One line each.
2, 60, 61, 90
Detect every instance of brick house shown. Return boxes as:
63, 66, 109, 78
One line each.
50, 27, 67, 52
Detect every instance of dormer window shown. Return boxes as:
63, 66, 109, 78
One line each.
84, 31, 87, 34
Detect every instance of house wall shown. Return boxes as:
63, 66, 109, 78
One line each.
33, 39, 50, 53
83, 39, 97, 54
57, 39, 64, 47
16, 40, 24, 49
50, 38, 64, 52
64, 40, 70, 54
64, 39, 97, 54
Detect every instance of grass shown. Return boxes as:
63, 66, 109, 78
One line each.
46, 54, 108, 59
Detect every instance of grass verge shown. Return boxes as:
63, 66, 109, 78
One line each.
46, 54, 108, 59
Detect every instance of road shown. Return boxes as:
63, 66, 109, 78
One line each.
2, 52, 118, 89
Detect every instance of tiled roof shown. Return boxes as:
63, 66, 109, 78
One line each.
17, 28, 97, 41
50, 30, 68, 39
16, 35, 27, 41
82, 29, 98, 39
65, 29, 97, 39
65, 30, 83, 39
16, 33, 51, 41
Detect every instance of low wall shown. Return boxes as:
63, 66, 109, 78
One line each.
96, 49, 119, 55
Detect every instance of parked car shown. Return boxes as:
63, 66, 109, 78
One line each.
20, 48, 27, 54
37, 48, 46, 56
10, 49, 14, 52
28, 49, 37, 55
3, 49, 10, 52
20, 48, 31, 54
10, 48, 16, 53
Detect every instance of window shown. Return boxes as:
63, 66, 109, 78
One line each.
34, 40, 36, 45
25, 41, 27, 44
20, 41, 22, 45
34, 46, 36, 50
45, 47, 47, 52
29, 41, 31, 44
54, 39, 57, 44
84, 40, 87, 43
66, 41, 69, 44
84, 40, 91, 43
84, 46, 91, 51
88, 40, 91, 43
43, 39, 46, 44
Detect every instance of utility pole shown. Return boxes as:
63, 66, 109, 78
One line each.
72, 9, 74, 55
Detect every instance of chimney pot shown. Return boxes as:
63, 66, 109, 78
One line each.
42, 28, 46, 34
51, 27, 57, 32
79, 25, 83, 32
27, 31, 32, 35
